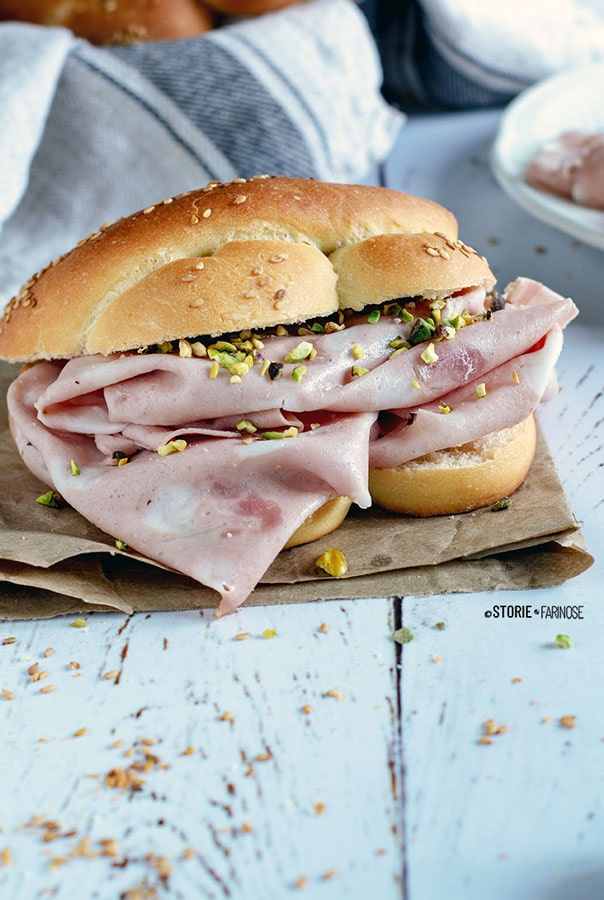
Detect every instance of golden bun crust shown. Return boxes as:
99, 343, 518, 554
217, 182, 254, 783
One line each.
0, 0, 214, 44
203, 0, 299, 13
368, 415, 537, 517
283, 497, 352, 550
330, 232, 494, 310
0, 176, 495, 362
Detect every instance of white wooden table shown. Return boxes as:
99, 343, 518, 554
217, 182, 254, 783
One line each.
1, 108, 602, 900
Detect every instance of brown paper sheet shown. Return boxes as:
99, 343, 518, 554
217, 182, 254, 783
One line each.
0, 362, 593, 620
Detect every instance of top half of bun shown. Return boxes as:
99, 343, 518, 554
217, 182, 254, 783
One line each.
0, 0, 214, 44
0, 176, 496, 362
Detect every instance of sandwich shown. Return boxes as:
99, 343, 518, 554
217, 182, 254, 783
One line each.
0, 176, 578, 616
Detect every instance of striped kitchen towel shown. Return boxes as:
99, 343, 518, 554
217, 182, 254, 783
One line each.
0, 0, 403, 307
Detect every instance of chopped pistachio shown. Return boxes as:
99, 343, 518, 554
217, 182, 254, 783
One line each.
389, 336, 410, 350
230, 375, 242, 384
366, 310, 380, 324
237, 419, 257, 434
209, 360, 219, 379
268, 362, 283, 381
491, 498, 510, 511
434, 621, 446, 631
262, 629, 277, 639
260, 428, 298, 440
259, 360, 271, 377
512, 370, 521, 385
438, 402, 451, 414
351, 365, 369, 377
475, 382, 487, 399
158, 341, 173, 353
410, 318, 435, 345
35, 490, 62, 509
284, 341, 314, 363
411, 379, 421, 389
311, 322, 325, 334
115, 540, 128, 551
117, 457, 128, 467
157, 439, 187, 456
229, 361, 250, 377
352, 343, 364, 359
392, 626, 414, 645
315, 548, 348, 577
399, 308, 414, 323
555, 634, 573, 649
70, 618, 88, 628
178, 339, 193, 358
191, 341, 207, 357
69, 460, 81, 476
292, 365, 307, 382
420, 342, 438, 364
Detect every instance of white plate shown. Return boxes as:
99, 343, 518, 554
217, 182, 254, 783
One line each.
491, 63, 604, 250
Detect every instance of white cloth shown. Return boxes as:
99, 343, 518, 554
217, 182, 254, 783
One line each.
375, 0, 604, 108
0, 0, 403, 307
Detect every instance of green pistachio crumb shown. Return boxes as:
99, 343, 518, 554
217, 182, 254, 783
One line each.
475, 382, 487, 399
70, 460, 81, 476
366, 310, 380, 324
555, 634, 573, 649
392, 626, 414, 645
36, 490, 62, 509
292, 365, 307, 382
491, 498, 511, 511
285, 341, 314, 363
420, 342, 438, 364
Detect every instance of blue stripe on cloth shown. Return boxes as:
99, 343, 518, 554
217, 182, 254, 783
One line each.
74, 48, 224, 179
110, 37, 315, 178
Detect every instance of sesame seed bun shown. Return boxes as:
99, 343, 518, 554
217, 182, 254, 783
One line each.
368, 415, 537, 517
0, 0, 214, 44
0, 176, 495, 362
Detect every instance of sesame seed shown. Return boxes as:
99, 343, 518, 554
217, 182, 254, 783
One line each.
190, 215, 200, 225
194, 261, 205, 270
202, 208, 212, 218
162, 197, 173, 205
40, 684, 55, 694
269, 253, 288, 263
424, 247, 440, 257
232, 177, 247, 184
438, 248, 451, 260
143, 206, 155, 215
2, 689, 15, 701
2, 637, 16, 645
233, 195, 247, 205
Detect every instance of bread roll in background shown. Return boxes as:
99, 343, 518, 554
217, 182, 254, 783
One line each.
0, 0, 304, 44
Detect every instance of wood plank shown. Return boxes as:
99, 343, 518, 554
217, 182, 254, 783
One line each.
0, 597, 404, 898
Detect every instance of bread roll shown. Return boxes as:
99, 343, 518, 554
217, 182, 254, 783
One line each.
0, 0, 214, 44
0, 175, 494, 361
369, 415, 537, 516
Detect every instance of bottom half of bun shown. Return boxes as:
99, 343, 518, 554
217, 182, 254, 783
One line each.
368, 415, 537, 517
283, 496, 352, 549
